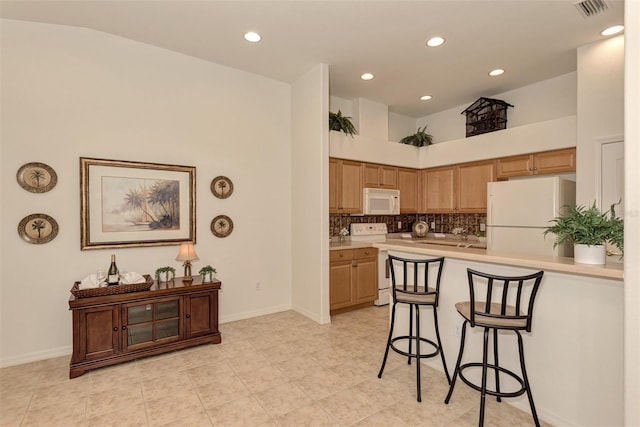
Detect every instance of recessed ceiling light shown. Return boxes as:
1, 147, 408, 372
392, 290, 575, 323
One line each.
426, 37, 445, 47
601, 25, 624, 36
244, 32, 262, 43
360, 73, 374, 81
488, 69, 505, 77
420, 95, 432, 101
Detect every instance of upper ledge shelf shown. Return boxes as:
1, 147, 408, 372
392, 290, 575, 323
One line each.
330, 115, 576, 170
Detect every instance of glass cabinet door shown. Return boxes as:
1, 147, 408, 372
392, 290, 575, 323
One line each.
124, 298, 181, 349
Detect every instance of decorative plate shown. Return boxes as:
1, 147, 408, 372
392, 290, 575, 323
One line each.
18, 213, 59, 244
16, 162, 58, 193
210, 176, 234, 199
211, 215, 233, 238
413, 221, 428, 237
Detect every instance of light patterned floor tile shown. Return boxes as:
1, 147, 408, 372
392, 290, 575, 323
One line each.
254, 382, 313, 417
273, 402, 340, 426
207, 395, 271, 426
0, 307, 550, 427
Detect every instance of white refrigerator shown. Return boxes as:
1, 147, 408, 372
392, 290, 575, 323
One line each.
487, 176, 576, 256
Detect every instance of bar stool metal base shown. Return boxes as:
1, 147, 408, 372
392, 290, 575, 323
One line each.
444, 321, 540, 427
378, 303, 451, 402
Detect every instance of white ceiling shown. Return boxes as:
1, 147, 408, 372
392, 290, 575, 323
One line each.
0, 0, 625, 118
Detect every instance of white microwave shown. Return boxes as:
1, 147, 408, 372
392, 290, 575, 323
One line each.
363, 188, 400, 215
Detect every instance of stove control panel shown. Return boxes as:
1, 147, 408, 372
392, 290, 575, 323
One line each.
350, 223, 388, 236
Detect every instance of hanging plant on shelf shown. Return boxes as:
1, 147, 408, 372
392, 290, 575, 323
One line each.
399, 125, 433, 147
329, 110, 358, 137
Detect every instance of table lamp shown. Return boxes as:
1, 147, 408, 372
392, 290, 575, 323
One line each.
175, 243, 199, 283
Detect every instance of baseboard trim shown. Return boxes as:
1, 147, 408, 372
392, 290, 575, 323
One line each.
219, 304, 292, 324
0, 345, 72, 369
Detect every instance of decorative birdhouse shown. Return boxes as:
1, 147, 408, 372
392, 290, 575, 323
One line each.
461, 97, 514, 137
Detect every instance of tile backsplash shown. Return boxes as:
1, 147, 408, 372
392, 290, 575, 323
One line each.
330, 213, 487, 237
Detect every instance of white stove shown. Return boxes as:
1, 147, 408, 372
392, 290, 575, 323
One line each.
350, 223, 390, 306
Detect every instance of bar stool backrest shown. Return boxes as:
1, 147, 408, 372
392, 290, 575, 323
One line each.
466, 268, 544, 332
388, 255, 445, 306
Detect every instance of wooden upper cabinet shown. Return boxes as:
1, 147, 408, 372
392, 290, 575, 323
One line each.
457, 160, 496, 213
497, 148, 576, 178
398, 168, 418, 213
329, 158, 363, 214
422, 166, 457, 213
420, 161, 495, 213
534, 148, 576, 174
364, 163, 398, 189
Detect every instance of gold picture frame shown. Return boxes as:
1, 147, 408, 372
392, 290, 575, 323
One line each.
80, 157, 196, 250
18, 213, 59, 244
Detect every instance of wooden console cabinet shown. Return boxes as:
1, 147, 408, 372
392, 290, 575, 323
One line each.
69, 277, 221, 378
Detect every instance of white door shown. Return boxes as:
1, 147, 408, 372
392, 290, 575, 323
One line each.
601, 141, 624, 258
601, 141, 624, 218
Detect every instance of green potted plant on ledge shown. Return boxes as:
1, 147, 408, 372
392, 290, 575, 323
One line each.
155, 266, 176, 283
543, 201, 623, 265
399, 125, 433, 147
329, 110, 358, 137
199, 265, 217, 283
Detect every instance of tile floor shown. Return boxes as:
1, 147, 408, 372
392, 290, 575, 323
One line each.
0, 306, 547, 426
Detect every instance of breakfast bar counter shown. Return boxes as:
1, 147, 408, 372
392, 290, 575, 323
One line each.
371, 240, 624, 426
372, 239, 624, 280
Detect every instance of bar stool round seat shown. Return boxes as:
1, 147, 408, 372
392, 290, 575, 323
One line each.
444, 268, 544, 427
378, 255, 450, 402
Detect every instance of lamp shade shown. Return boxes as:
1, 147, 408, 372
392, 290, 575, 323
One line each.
175, 243, 199, 262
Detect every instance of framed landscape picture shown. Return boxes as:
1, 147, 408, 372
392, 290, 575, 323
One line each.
80, 157, 196, 250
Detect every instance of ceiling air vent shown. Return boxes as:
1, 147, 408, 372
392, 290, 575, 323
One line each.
574, 0, 611, 18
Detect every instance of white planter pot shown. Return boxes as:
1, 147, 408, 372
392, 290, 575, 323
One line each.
201, 272, 215, 283
574, 244, 606, 265
157, 271, 175, 282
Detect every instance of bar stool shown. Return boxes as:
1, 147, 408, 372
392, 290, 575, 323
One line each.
444, 268, 544, 426
378, 255, 450, 402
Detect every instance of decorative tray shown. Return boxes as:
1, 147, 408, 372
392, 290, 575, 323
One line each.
70, 274, 153, 298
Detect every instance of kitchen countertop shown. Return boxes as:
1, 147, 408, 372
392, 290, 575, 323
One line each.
372, 239, 623, 280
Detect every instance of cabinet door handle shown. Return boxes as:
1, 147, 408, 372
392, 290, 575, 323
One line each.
113, 327, 118, 332
364, 250, 370, 255
186, 314, 191, 319
121, 326, 127, 331
352, 264, 357, 268
339, 253, 344, 257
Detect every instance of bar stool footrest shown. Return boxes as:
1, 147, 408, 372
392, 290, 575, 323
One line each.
390, 335, 440, 359
459, 362, 526, 398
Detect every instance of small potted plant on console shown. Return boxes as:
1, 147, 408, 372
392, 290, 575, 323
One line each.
155, 266, 176, 283
199, 265, 217, 283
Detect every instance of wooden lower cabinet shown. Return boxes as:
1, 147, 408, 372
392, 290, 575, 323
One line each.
69, 277, 221, 378
330, 248, 378, 315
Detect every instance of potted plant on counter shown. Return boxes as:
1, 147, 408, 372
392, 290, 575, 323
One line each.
399, 125, 433, 147
329, 110, 358, 137
543, 201, 623, 265
155, 266, 176, 283
199, 265, 217, 283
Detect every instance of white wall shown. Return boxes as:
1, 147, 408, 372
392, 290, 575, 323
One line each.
624, 1, 640, 424
388, 112, 417, 143
0, 19, 293, 366
576, 35, 625, 206
291, 64, 330, 324
418, 72, 577, 144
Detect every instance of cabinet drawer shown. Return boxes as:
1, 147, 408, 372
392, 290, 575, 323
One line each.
354, 247, 377, 259
330, 249, 353, 262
